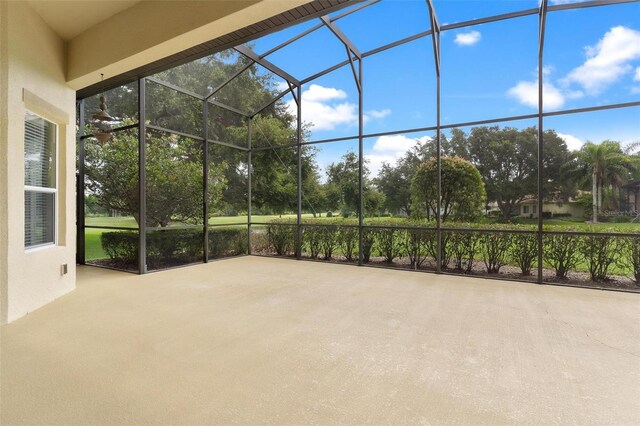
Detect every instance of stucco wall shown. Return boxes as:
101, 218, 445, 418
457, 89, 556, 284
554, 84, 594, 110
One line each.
1, 1, 9, 322
1, 1, 76, 323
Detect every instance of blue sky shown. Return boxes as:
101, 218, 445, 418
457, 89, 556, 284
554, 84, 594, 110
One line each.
251, 0, 640, 179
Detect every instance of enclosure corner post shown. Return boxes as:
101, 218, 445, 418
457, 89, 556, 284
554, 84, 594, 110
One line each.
357, 58, 364, 266
537, 0, 548, 284
138, 77, 147, 274
426, 0, 442, 273
203, 100, 209, 263
296, 84, 303, 259
247, 117, 252, 255
76, 99, 86, 265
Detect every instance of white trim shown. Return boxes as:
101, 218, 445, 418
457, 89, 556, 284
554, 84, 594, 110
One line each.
25, 242, 55, 253
23, 109, 58, 249
24, 185, 56, 193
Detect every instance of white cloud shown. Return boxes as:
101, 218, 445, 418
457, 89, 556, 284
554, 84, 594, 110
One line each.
509, 26, 640, 110
563, 26, 640, 94
366, 109, 391, 119
299, 99, 358, 131
302, 84, 347, 102
454, 30, 481, 46
507, 80, 565, 110
285, 85, 390, 132
557, 133, 584, 151
365, 135, 431, 178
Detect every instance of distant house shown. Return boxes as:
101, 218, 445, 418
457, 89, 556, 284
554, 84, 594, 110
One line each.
518, 197, 584, 219
487, 192, 586, 219
621, 180, 639, 212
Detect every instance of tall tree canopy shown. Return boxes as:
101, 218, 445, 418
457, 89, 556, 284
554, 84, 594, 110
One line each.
563, 140, 638, 221
411, 156, 486, 222
84, 49, 314, 223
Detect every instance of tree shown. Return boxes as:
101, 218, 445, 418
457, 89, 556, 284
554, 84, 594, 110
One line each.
376, 160, 414, 216
375, 137, 435, 216
364, 187, 386, 217
326, 152, 362, 216
248, 116, 320, 215
84, 47, 312, 223
411, 156, 486, 222
563, 140, 638, 222
85, 128, 227, 227
467, 126, 537, 221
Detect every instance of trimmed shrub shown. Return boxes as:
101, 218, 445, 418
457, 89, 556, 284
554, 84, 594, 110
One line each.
302, 226, 322, 259
510, 233, 538, 276
209, 228, 247, 258
422, 231, 454, 270
579, 233, 620, 282
101, 231, 138, 265
250, 229, 270, 253
543, 233, 582, 279
375, 227, 399, 263
481, 232, 511, 274
621, 236, 640, 284
267, 222, 296, 256
448, 231, 480, 273
399, 228, 430, 269
339, 226, 358, 262
320, 226, 339, 260
146, 229, 203, 268
362, 228, 376, 263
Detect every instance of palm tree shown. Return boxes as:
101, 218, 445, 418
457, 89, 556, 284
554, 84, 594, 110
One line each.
563, 140, 637, 222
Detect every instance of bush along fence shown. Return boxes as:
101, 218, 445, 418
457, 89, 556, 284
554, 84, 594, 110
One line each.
96, 227, 248, 271
250, 219, 640, 290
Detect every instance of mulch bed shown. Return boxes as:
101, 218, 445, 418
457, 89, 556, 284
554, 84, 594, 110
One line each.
251, 248, 639, 291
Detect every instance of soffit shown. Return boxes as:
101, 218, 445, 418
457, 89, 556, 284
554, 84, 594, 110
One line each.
77, 0, 354, 99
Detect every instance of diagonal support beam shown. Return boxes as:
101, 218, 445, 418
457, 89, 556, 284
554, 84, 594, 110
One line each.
425, 0, 441, 77
346, 46, 362, 93
320, 15, 362, 92
250, 87, 293, 118
259, 0, 379, 60
234, 45, 300, 86
287, 81, 299, 107
320, 16, 362, 59
205, 60, 254, 100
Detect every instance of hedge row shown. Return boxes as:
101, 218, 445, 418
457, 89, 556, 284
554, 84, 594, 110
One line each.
261, 220, 639, 283
100, 228, 247, 269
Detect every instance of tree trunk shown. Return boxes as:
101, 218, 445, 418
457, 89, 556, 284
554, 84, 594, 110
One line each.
592, 171, 598, 223
598, 182, 603, 214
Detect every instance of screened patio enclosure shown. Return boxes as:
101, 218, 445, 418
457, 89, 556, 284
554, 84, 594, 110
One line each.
77, 0, 640, 290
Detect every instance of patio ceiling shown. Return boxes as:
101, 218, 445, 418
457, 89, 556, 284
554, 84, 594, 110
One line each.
27, 0, 141, 41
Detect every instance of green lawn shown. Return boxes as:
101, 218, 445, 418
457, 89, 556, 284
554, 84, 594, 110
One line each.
85, 228, 109, 260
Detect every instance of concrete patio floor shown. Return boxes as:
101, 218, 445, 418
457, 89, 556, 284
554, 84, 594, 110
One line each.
1, 256, 639, 425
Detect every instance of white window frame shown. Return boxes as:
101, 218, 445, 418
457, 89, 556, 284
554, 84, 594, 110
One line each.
24, 110, 58, 251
